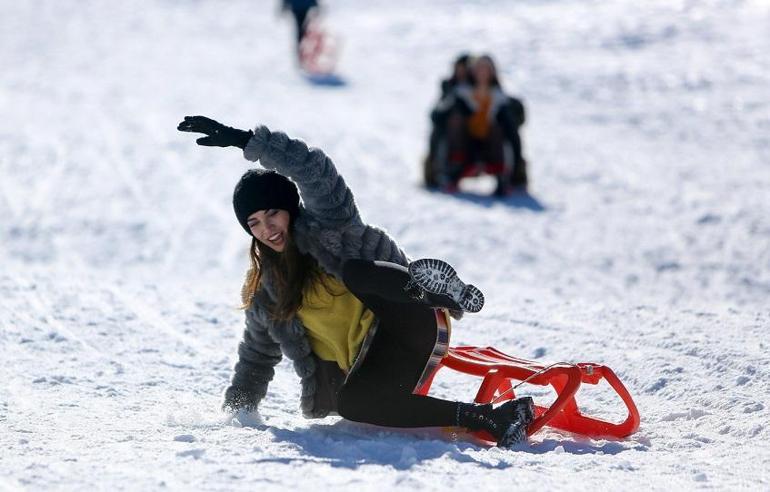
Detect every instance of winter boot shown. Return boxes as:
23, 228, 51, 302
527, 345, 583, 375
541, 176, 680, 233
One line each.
407, 258, 485, 313
493, 177, 513, 197
457, 397, 535, 448
510, 158, 528, 188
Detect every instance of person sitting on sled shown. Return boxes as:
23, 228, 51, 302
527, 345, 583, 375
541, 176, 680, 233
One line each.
177, 115, 535, 447
434, 54, 528, 195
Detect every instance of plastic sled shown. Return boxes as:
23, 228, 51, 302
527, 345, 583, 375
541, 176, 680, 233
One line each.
424, 137, 525, 193
414, 346, 640, 441
424, 145, 512, 189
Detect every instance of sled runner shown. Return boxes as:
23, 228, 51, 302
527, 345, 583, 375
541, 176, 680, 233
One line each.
414, 344, 640, 441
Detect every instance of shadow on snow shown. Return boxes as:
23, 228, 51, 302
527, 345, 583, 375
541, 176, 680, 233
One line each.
257, 420, 641, 469
302, 71, 348, 87
426, 187, 547, 212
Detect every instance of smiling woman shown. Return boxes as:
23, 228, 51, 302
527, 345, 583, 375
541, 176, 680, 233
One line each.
177, 115, 532, 448
246, 209, 290, 252
232, 168, 298, 253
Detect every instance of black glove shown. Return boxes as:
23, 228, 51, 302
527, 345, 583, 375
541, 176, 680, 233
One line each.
177, 115, 253, 149
222, 386, 260, 413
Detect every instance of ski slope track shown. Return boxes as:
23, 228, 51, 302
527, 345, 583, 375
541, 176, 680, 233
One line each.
1, 0, 768, 490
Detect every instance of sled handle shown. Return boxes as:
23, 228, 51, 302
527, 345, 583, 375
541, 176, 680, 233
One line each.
601, 366, 640, 435
527, 366, 582, 435
574, 365, 640, 438
473, 366, 583, 436
542, 364, 640, 438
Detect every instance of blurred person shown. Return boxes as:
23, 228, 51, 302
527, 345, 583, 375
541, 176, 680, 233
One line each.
439, 53, 472, 98
435, 54, 528, 195
177, 115, 535, 448
424, 54, 472, 187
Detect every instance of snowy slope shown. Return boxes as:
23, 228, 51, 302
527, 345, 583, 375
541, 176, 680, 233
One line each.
1, 0, 769, 490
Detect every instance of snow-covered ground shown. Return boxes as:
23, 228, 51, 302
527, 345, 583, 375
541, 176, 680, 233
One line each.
2, 0, 769, 489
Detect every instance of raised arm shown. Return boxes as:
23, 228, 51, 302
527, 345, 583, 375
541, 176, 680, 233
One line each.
177, 116, 360, 226
243, 125, 359, 226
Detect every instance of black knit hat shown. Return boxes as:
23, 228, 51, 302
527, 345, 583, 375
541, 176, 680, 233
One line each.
232, 169, 300, 235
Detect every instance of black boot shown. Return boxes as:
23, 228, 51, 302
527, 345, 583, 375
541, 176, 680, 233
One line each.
510, 158, 528, 188
457, 397, 535, 448
407, 258, 485, 313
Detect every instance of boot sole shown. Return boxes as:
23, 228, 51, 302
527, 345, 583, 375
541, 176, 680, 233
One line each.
408, 259, 484, 313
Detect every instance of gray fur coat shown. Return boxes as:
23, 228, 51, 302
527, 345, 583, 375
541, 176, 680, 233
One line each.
223, 125, 409, 418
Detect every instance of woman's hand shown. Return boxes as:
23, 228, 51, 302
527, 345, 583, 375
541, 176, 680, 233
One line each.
177, 115, 253, 149
222, 385, 260, 413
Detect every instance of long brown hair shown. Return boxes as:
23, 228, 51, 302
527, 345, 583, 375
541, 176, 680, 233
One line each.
240, 233, 328, 321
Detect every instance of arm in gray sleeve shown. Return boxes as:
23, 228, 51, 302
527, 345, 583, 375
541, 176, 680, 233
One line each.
222, 306, 283, 412
242, 125, 360, 226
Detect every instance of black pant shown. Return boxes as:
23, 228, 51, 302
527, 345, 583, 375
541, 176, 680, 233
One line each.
337, 259, 458, 428
291, 7, 311, 50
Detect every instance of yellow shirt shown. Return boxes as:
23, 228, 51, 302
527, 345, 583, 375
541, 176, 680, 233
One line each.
297, 272, 376, 372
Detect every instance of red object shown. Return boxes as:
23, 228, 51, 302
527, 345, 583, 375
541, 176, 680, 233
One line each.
299, 17, 339, 75
414, 346, 640, 441
459, 161, 506, 178
447, 151, 506, 180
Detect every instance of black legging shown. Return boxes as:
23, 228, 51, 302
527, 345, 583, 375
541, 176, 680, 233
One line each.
337, 259, 459, 428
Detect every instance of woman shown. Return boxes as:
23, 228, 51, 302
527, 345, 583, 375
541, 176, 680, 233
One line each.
177, 115, 534, 447
443, 54, 527, 195
425, 53, 472, 188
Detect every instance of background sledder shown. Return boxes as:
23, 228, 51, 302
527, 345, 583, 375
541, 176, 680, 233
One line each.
425, 54, 528, 196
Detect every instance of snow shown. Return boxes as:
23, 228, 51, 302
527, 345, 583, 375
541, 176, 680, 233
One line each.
1, 0, 769, 489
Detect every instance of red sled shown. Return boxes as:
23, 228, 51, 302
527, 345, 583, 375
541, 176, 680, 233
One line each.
415, 345, 640, 441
